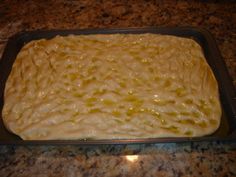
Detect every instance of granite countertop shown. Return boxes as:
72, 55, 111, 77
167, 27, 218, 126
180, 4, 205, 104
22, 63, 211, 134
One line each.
0, 142, 235, 177
0, 0, 236, 176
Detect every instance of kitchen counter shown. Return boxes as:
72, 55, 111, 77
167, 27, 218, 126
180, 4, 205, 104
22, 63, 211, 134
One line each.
0, 0, 236, 176
0, 142, 235, 177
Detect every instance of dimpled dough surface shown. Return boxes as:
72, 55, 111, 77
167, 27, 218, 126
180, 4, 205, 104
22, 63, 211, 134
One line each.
2, 34, 221, 140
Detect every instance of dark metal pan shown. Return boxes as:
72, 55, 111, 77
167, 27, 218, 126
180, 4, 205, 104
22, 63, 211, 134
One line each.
0, 27, 235, 145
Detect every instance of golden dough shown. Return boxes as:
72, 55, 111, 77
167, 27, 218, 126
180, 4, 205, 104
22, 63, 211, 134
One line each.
2, 34, 221, 140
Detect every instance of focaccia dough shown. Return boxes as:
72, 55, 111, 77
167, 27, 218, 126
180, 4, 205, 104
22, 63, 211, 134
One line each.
2, 34, 221, 140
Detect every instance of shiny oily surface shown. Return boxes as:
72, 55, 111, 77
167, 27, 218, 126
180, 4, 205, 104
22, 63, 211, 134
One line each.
2, 34, 221, 140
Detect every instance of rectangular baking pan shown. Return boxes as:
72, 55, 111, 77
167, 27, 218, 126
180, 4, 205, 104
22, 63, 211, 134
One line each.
0, 27, 235, 145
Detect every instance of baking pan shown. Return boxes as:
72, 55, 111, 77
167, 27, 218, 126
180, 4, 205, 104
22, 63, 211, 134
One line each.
0, 27, 235, 145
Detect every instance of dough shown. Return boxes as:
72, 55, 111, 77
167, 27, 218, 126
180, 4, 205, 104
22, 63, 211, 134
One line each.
2, 34, 221, 140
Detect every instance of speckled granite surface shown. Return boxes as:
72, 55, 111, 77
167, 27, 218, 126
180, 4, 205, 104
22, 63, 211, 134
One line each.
0, 0, 236, 176
0, 142, 236, 177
